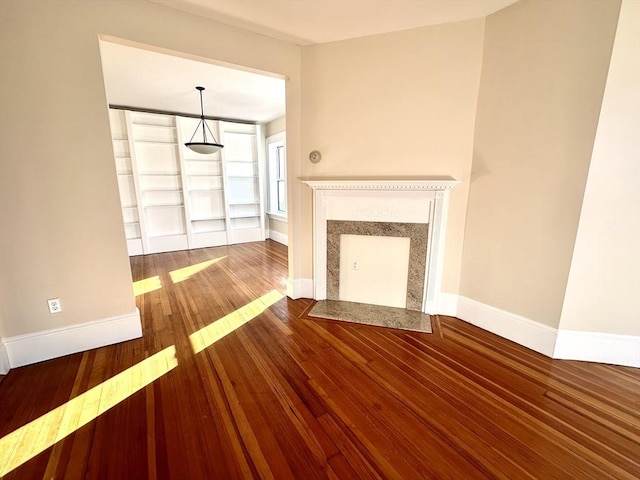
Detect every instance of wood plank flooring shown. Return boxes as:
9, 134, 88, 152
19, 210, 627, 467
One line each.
0, 240, 638, 479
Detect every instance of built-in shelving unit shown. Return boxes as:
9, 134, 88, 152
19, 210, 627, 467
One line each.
109, 110, 144, 255
109, 109, 265, 255
177, 116, 229, 249
220, 121, 265, 244
129, 112, 187, 254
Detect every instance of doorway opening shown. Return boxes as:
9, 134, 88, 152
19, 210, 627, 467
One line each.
98, 37, 288, 262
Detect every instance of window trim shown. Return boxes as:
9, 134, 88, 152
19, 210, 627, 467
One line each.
266, 132, 286, 217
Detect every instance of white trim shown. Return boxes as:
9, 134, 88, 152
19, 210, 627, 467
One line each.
266, 132, 286, 216
444, 295, 639, 367
3, 309, 142, 369
422, 191, 449, 314
268, 229, 288, 246
302, 178, 459, 191
287, 278, 314, 299
436, 293, 459, 317
554, 330, 640, 368
303, 178, 458, 314
267, 212, 288, 222
0, 339, 10, 375
456, 296, 557, 357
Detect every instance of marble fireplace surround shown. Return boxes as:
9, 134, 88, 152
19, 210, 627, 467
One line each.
327, 220, 428, 311
303, 178, 459, 314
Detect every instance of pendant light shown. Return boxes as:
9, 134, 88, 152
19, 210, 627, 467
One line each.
185, 86, 224, 154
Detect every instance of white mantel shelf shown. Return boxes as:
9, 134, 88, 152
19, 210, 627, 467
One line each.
301, 178, 459, 191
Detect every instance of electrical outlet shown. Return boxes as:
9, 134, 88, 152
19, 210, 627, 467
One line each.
351, 260, 359, 270
47, 298, 62, 314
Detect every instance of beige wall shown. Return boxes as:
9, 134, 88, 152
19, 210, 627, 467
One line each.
0, 0, 300, 337
266, 116, 286, 137
0, 293, 4, 338
269, 217, 288, 235
300, 19, 486, 292
459, 0, 620, 328
559, 0, 640, 336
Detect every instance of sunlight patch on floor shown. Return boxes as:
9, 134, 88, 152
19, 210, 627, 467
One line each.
133, 275, 162, 296
190, 290, 284, 354
0, 346, 178, 477
169, 257, 226, 284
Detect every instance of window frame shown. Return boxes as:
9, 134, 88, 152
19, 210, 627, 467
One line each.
266, 132, 287, 217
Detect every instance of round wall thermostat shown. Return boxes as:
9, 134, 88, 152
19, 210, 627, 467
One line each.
309, 150, 322, 163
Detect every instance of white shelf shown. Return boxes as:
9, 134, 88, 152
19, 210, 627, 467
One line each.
134, 140, 178, 145
148, 233, 184, 239
191, 216, 225, 222
139, 172, 181, 176
131, 123, 176, 129
144, 204, 183, 208
142, 188, 183, 192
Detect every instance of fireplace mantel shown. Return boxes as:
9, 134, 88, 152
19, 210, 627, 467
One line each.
302, 178, 459, 191
303, 177, 459, 314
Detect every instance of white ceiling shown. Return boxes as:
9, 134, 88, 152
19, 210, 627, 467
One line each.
150, 0, 520, 45
101, 0, 519, 123
100, 41, 286, 123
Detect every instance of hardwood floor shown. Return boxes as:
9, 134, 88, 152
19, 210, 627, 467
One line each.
1, 240, 638, 479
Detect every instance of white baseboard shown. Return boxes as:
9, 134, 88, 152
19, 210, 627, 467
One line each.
267, 229, 288, 246
554, 330, 640, 368
287, 278, 314, 299
435, 293, 459, 316
456, 296, 558, 357
0, 339, 9, 375
3, 309, 142, 369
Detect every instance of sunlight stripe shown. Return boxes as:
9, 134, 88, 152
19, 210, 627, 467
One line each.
0, 345, 178, 477
190, 290, 284, 354
169, 257, 226, 284
133, 275, 162, 296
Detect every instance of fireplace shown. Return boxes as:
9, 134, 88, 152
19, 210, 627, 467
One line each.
302, 178, 459, 314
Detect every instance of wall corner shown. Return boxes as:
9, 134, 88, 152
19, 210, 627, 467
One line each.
0, 339, 10, 375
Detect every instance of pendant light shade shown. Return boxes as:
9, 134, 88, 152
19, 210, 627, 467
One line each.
185, 142, 222, 155
185, 86, 224, 154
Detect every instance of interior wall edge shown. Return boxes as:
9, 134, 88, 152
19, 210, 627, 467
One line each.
3, 309, 142, 369
436, 293, 459, 317
0, 339, 9, 375
287, 278, 314, 299
458, 0, 622, 331
454, 294, 639, 368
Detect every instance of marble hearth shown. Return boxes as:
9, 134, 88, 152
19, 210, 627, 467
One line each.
309, 300, 433, 333
303, 178, 459, 319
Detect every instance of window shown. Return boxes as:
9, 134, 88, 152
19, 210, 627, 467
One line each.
266, 133, 286, 216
